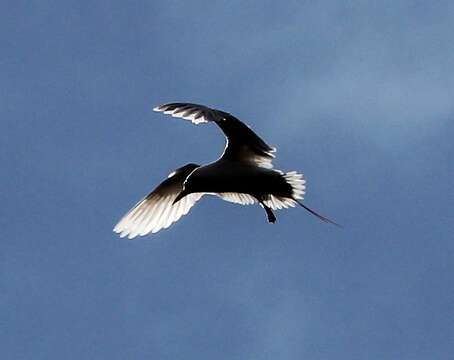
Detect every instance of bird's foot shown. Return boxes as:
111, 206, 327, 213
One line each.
266, 208, 276, 223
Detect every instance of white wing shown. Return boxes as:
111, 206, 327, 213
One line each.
153, 103, 223, 125
114, 193, 203, 239
154, 103, 276, 169
216, 192, 257, 205
264, 195, 297, 210
113, 163, 202, 239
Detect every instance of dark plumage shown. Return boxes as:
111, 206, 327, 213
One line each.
114, 103, 337, 238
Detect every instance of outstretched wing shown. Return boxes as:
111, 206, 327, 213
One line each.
113, 163, 202, 239
216, 192, 257, 205
153, 103, 276, 169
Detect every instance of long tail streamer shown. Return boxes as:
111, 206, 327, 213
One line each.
296, 200, 341, 227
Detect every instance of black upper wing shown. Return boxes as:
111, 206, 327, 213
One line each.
153, 103, 276, 168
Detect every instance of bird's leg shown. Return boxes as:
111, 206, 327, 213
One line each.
259, 201, 276, 223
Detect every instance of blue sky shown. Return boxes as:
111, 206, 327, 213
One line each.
1, 1, 453, 359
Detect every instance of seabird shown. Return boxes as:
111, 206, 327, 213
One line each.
114, 103, 338, 238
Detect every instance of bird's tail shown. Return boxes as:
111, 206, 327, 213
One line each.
283, 171, 306, 200
264, 171, 306, 210
284, 171, 340, 227
295, 199, 341, 227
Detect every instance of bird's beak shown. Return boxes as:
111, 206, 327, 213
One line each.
173, 190, 187, 205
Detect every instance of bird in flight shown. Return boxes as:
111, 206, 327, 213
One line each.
114, 103, 338, 238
